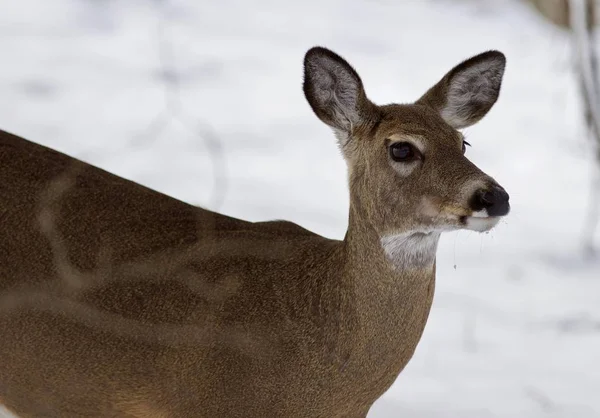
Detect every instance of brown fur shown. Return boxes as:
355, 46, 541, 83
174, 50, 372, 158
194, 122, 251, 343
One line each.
0, 47, 508, 417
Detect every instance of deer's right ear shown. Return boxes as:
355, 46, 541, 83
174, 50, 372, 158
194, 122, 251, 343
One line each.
303, 47, 375, 142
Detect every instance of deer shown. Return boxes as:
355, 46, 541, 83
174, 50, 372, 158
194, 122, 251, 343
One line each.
0, 46, 510, 417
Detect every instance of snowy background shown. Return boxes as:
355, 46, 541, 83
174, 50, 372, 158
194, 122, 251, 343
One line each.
1, 0, 599, 417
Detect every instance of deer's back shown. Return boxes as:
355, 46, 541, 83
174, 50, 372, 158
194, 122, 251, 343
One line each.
0, 129, 323, 287
0, 131, 359, 417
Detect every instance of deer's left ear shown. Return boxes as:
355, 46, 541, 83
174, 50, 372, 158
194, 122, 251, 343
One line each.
417, 51, 506, 129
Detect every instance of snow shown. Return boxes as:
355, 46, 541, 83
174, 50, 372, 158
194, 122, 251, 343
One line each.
1, 0, 599, 417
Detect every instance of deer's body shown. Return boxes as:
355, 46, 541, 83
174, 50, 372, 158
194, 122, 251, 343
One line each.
0, 48, 509, 417
0, 129, 433, 417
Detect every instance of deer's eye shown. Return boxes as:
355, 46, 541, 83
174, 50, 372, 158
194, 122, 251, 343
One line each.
462, 140, 471, 154
389, 142, 418, 162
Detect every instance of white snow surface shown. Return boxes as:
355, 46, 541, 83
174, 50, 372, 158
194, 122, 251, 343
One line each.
1, 0, 599, 417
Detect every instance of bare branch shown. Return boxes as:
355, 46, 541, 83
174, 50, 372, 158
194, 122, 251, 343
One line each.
130, 9, 229, 212
570, 0, 600, 252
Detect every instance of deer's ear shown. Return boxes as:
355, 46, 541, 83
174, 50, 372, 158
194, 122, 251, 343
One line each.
417, 51, 506, 129
303, 47, 377, 142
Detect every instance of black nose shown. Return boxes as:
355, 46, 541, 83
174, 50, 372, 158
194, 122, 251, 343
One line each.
472, 186, 510, 217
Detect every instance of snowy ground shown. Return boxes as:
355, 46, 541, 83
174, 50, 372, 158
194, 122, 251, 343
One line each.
1, 0, 599, 417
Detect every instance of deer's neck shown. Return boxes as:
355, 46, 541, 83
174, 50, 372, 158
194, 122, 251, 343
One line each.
342, 201, 438, 337
328, 202, 437, 394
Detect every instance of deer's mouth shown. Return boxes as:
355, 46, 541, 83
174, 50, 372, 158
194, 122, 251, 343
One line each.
422, 198, 507, 233
459, 213, 502, 232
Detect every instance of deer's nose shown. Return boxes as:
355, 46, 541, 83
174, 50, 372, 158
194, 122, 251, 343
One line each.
472, 186, 510, 217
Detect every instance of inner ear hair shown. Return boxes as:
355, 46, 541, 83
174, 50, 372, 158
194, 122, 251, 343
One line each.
417, 50, 506, 129
303, 47, 377, 139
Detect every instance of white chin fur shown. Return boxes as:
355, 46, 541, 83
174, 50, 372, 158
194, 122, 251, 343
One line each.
471, 209, 489, 218
464, 216, 501, 232
381, 232, 440, 269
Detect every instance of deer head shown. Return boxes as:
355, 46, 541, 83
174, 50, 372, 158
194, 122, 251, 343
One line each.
303, 47, 509, 267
